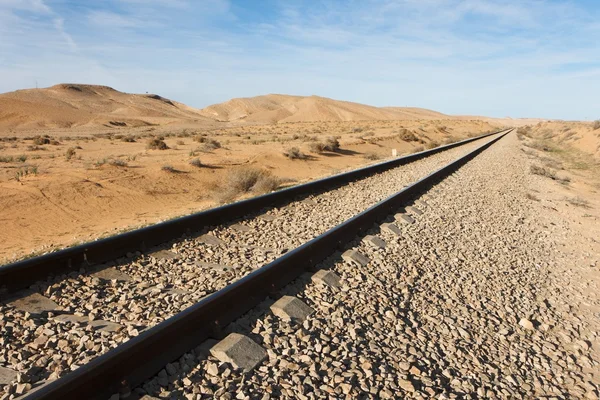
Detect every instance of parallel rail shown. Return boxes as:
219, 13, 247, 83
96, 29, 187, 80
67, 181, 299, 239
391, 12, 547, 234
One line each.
26, 130, 511, 399
0, 129, 507, 297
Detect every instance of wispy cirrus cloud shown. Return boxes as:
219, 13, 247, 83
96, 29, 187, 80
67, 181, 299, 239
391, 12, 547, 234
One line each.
0, 0, 599, 119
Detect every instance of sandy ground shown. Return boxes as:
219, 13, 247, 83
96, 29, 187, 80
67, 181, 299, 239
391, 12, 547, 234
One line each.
0, 119, 499, 263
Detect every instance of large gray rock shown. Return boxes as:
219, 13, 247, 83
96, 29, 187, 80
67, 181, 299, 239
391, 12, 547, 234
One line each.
9, 293, 61, 315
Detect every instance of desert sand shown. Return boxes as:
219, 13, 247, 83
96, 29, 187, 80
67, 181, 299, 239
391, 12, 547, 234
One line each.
0, 84, 596, 263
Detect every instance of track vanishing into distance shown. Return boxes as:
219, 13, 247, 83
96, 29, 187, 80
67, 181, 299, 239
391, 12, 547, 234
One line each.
0, 129, 510, 399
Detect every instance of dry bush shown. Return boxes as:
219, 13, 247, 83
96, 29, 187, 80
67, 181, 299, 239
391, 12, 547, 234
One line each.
33, 136, 51, 145
592, 120, 600, 130
122, 135, 136, 143
412, 145, 425, 153
109, 159, 128, 167
217, 167, 282, 203
0, 156, 14, 163
147, 139, 169, 150
309, 137, 340, 153
363, 152, 381, 161
530, 164, 557, 179
161, 165, 176, 172
397, 129, 419, 142
177, 140, 185, 146
65, 148, 76, 160
189, 158, 202, 168
565, 196, 590, 208
27, 145, 46, 151
283, 147, 308, 160
530, 164, 570, 184
524, 140, 554, 152
425, 141, 440, 150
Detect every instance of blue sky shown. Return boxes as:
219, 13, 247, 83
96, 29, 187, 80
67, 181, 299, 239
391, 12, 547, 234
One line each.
0, 0, 599, 120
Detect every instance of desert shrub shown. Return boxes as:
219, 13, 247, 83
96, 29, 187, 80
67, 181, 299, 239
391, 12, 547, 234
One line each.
309, 137, 340, 153
16, 155, 28, 162
425, 141, 440, 150
147, 139, 169, 150
565, 196, 590, 208
363, 152, 381, 160
412, 145, 425, 153
217, 167, 282, 203
109, 159, 128, 167
189, 158, 203, 168
351, 127, 364, 133
65, 147, 76, 160
14, 165, 38, 181
0, 156, 14, 163
177, 140, 185, 145
122, 135, 136, 143
283, 147, 307, 160
593, 120, 600, 130
397, 129, 419, 142
194, 137, 221, 151
27, 145, 46, 151
33, 136, 51, 145
530, 164, 558, 180
161, 165, 176, 172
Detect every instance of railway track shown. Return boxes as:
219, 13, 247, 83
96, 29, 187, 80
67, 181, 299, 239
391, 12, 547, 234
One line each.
0, 129, 510, 399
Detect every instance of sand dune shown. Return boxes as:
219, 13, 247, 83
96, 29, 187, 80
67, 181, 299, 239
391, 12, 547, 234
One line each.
0, 84, 210, 130
199, 94, 453, 123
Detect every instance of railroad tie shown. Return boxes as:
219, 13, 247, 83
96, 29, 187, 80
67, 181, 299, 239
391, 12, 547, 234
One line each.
342, 249, 370, 267
210, 333, 267, 372
381, 223, 402, 236
270, 295, 314, 322
311, 270, 342, 289
395, 213, 415, 224
363, 235, 386, 249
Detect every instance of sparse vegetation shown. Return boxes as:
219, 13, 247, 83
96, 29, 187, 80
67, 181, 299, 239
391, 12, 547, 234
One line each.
147, 139, 169, 150
530, 164, 570, 184
283, 147, 308, 160
565, 196, 591, 208
27, 145, 46, 151
412, 145, 425, 153
109, 159, 128, 167
425, 141, 440, 150
177, 140, 185, 146
397, 128, 419, 142
65, 147, 76, 160
189, 158, 203, 168
121, 135, 136, 143
33, 136, 51, 145
592, 120, 600, 130
0, 156, 14, 163
161, 165, 176, 172
217, 167, 282, 203
363, 152, 381, 161
14, 165, 38, 181
309, 137, 340, 153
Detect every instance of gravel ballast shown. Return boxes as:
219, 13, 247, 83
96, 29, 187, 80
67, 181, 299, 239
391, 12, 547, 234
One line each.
0, 135, 501, 396
129, 132, 599, 399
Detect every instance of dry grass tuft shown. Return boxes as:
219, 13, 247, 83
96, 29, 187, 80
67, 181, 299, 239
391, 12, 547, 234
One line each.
161, 165, 176, 172
147, 139, 169, 150
65, 147, 76, 160
397, 129, 419, 142
592, 120, 600, 130
565, 196, 591, 208
216, 167, 282, 203
363, 152, 381, 161
425, 140, 440, 150
283, 147, 308, 160
309, 137, 340, 153
530, 164, 570, 184
189, 158, 203, 168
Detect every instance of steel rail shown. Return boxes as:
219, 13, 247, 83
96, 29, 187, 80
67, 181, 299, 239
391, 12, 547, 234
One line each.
25, 129, 511, 399
0, 129, 508, 297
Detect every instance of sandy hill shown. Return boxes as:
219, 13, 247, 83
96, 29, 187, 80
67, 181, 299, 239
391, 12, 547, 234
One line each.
0, 84, 210, 130
198, 94, 453, 123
